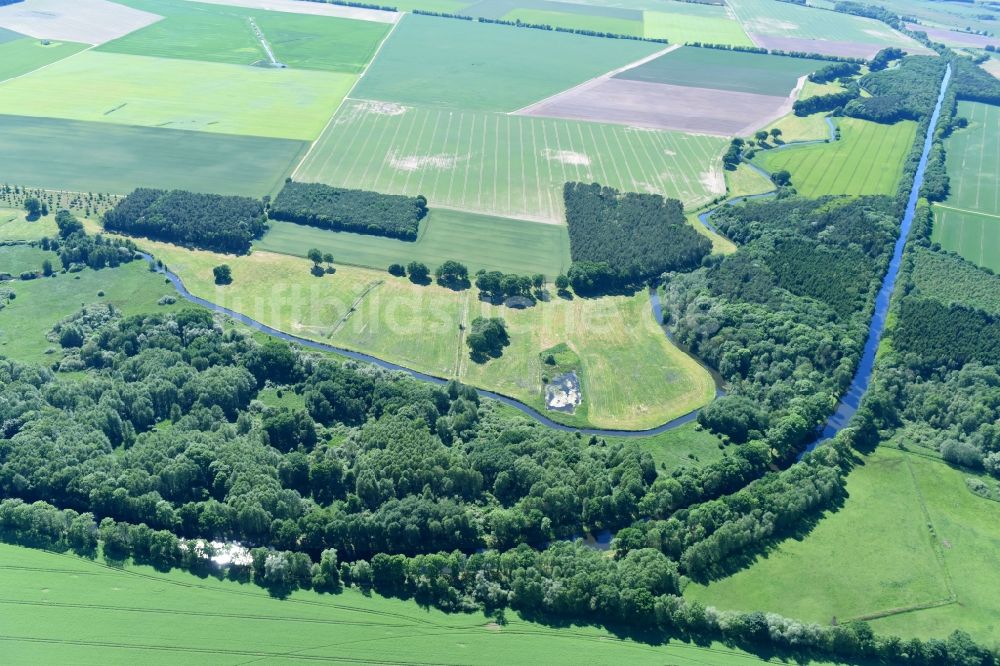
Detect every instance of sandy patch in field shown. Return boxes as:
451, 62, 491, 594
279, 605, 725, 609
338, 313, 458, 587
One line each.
181, 0, 398, 23
388, 152, 459, 171
0, 0, 161, 45
746, 18, 798, 33
542, 149, 591, 166
519, 77, 790, 136
360, 100, 408, 116
700, 166, 725, 196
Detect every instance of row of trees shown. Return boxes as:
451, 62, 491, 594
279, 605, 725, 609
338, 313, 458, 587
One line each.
104, 188, 266, 254
808, 61, 859, 83
269, 182, 427, 241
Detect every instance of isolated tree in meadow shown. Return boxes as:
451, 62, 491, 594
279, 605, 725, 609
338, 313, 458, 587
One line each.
323, 253, 334, 265
435, 260, 469, 289
213, 264, 233, 285
466, 316, 509, 363
407, 261, 430, 284
555, 274, 570, 292
24, 197, 41, 220
42, 259, 53, 277
770, 128, 782, 140
307, 248, 323, 264
387, 263, 405, 277
772, 170, 792, 187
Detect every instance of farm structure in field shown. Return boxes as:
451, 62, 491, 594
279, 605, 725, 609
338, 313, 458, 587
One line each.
0, 115, 308, 197
727, 0, 930, 58
101, 0, 391, 73
257, 208, 571, 276
0, 0, 161, 45
520, 46, 820, 136
0, 51, 354, 140
932, 101, 1000, 272
753, 118, 917, 197
294, 99, 727, 222
350, 13, 660, 112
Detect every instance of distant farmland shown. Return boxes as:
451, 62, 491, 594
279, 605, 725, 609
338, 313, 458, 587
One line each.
295, 99, 727, 222
933, 100, 1000, 271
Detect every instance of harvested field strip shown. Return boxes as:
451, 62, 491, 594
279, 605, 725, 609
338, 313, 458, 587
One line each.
0, 115, 308, 197
295, 99, 727, 222
0, 0, 161, 45
0, 51, 354, 140
257, 207, 571, 276
753, 118, 916, 197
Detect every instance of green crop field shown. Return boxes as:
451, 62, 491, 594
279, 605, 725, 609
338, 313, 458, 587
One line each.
0, 37, 88, 81
100, 0, 391, 73
0, 115, 308, 197
136, 239, 713, 429
644, 7, 753, 46
257, 208, 571, 276
0, 51, 352, 140
932, 101, 1000, 271
727, 0, 921, 48
295, 99, 727, 222
351, 13, 660, 112
0, 543, 844, 665
615, 46, 824, 96
753, 118, 917, 197
0, 260, 180, 363
689, 446, 1000, 645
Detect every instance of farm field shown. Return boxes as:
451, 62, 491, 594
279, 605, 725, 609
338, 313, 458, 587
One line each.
0, 51, 352, 140
643, 6, 753, 46
727, 0, 927, 58
932, 100, 1000, 271
135, 239, 714, 429
295, 99, 727, 222
0, 115, 308, 197
615, 46, 821, 97
0, 259, 180, 364
690, 446, 1000, 645
0, 208, 59, 241
503, 8, 642, 36
753, 117, 917, 197
0, 543, 842, 666
256, 208, 572, 276
101, 0, 391, 73
187, 0, 399, 21
0, 36, 88, 81
351, 13, 660, 112
0, 0, 161, 45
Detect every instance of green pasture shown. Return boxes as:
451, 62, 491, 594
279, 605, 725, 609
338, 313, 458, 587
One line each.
139, 239, 713, 430
101, 0, 390, 73
0, 244, 56, 275
257, 208, 571, 276
724, 162, 773, 198
0, 37, 87, 81
0, 115, 308, 197
295, 99, 727, 222
351, 13, 659, 112
727, 0, 921, 48
753, 117, 916, 197
615, 46, 824, 96
621, 420, 727, 472
911, 246, 1000, 315
0, 543, 844, 665
0, 51, 352, 140
765, 111, 830, 143
643, 8, 752, 46
0, 26, 21, 44
0, 209, 58, 242
688, 447, 954, 632
931, 206, 1000, 272
0, 260, 179, 364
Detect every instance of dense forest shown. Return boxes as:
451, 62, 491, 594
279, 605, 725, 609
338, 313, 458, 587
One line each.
793, 87, 858, 116
846, 56, 946, 123
269, 182, 427, 241
808, 61, 859, 83
563, 182, 711, 292
103, 189, 266, 254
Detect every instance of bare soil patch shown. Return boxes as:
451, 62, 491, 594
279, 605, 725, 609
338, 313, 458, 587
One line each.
358, 100, 408, 116
183, 0, 399, 24
542, 149, 591, 166
0, 0, 161, 45
387, 152, 460, 172
520, 77, 789, 136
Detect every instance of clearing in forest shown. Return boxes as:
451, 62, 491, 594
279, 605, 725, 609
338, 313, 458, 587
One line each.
932, 101, 1000, 271
294, 99, 727, 222
350, 13, 660, 112
753, 117, 917, 197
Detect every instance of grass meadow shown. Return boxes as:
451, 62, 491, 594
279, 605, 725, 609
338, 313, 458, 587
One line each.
0, 115, 308, 197
351, 13, 660, 112
0, 209, 58, 241
932, 100, 1000, 270
0, 543, 840, 666
257, 208, 572, 276
295, 99, 727, 222
0, 244, 56, 275
0, 37, 87, 81
616, 46, 823, 97
0, 51, 352, 140
622, 421, 727, 472
102, 0, 390, 73
724, 163, 773, 198
138, 239, 713, 430
753, 118, 916, 197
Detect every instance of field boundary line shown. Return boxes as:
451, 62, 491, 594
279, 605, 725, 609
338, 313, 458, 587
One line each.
737, 74, 806, 136
934, 203, 1000, 220
903, 454, 958, 601
0, 43, 96, 87
290, 15, 403, 179
509, 43, 680, 116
